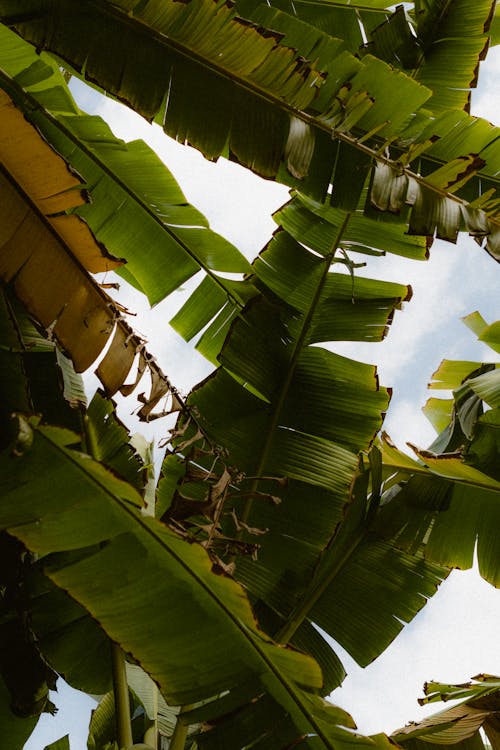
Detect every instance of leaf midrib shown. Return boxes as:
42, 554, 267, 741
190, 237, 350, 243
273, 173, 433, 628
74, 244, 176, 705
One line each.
239, 212, 352, 529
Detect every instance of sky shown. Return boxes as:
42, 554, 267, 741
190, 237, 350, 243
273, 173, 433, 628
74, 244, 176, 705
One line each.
24, 31, 500, 750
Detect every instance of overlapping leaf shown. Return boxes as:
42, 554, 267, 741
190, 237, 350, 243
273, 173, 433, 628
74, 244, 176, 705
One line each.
171, 188, 427, 354
166, 202, 449, 682
5, 0, 500, 264
0, 27, 253, 416
0, 420, 386, 750
234, 0, 391, 53
0, 0, 327, 175
2, 2, 500, 746
0, 531, 57, 746
376, 314, 500, 587
0, 285, 86, 444
0, 24, 251, 304
0, 136, 144, 392
236, 1, 492, 112
405, 0, 492, 111
393, 675, 500, 750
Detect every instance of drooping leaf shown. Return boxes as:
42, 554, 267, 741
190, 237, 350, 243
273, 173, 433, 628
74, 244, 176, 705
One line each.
85, 391, 147, 493
377, 316, 500, 588
0, 23, 251, 300
27, 568, 113, 696
0, 26, 252, 411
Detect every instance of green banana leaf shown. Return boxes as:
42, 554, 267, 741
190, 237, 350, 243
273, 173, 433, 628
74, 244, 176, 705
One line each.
0, 285, 85, 444
409, 0, 493, 112
0, 531, 57, 744
0, 289, 86, 737
27, 569, 113, 696
0, 25, 251, 409
490, 3, 500, 45
21, 390, 149, 699
86, 685, 149, 750
236, 0, 492, 112
0, 672, 38, 750
0, 419, 390, 750
85, 391, 148, 493
233, 0, 391, 54
393, 675, 500, 750
375, 314, 500, 587
125, 663, 192, 744
5, 0, 500, 261
163, 206, 448, 682
0, 76, 174, 411
170, 189, 428, 352
44, 737, 70, 750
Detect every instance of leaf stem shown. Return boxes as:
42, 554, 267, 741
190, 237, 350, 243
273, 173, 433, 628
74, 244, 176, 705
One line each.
169, 713, 189, 750
111, 641, 134, 749
274, 502, 367, 644
83, 414, 134, 749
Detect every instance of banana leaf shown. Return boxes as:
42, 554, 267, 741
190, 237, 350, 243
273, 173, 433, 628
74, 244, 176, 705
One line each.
5, 0, 500, 260
393, 675, 500, 750
164, 208, 448, 682
376, 314, 500, 587
44, 737, 70, 750
0, 418, 390, 750
0, 285, 86, 450
0, 24, 251, 305
0, 671, 38, 750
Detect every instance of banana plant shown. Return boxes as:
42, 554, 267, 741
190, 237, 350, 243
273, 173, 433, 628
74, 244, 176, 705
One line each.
392, 674, 500, 750
374, 312, 500, 587
0, 395, 385, 750
0, 285, 384, 748
0, 280, 459, 748
2, 1, 500, 749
